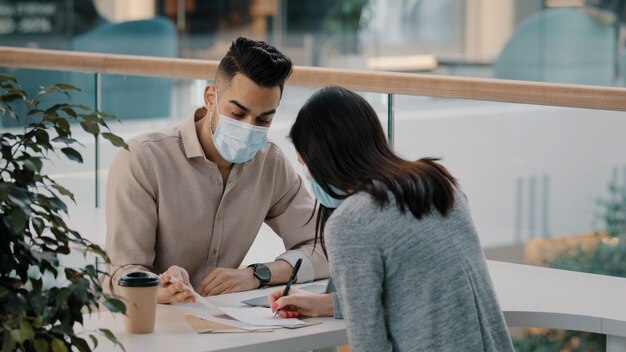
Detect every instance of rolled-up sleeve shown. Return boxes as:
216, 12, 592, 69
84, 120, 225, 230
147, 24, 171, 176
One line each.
102, 140, 158, 293
264, 149, 329, 283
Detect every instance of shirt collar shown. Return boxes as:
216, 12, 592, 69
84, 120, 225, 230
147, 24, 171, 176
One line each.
181, 110, 206, 159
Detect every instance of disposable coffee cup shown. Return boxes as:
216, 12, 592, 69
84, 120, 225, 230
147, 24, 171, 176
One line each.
118, 272, 160, 334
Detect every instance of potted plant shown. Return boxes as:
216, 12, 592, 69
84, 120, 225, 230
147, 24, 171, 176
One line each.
0, 74, 127, 351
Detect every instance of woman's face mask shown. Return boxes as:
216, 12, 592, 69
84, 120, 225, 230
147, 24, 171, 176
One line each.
210, 90, 269, 164
304, 167, 346, 209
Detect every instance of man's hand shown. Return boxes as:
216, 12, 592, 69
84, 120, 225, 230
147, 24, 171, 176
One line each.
268, 287, 334, 318
199, 267, 259, 296
157, 265, 196, 304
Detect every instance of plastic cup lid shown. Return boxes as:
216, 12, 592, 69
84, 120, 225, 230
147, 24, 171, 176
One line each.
118, 271, 161, 287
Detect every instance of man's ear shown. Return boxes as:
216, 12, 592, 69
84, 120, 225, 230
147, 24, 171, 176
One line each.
204, 85, 216, 107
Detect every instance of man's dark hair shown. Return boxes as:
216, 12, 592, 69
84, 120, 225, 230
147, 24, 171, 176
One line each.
217, 37, 293, 94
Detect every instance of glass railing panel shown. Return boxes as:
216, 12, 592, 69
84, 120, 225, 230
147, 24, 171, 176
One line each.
0, 67, 100, 278
2, 0, 625, 86
394, 94, 626, 267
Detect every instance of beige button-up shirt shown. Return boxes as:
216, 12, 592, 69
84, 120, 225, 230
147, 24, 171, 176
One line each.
103, 113, 329, 291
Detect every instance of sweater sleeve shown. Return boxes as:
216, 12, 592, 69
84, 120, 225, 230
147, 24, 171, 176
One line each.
326, 216, 393, 352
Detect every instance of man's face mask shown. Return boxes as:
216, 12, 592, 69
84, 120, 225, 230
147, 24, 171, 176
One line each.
210, 90, 269, 163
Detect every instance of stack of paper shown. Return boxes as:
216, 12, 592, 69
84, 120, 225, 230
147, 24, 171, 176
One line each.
170, 277, 311, 332
192, 307, 307, 331
219, 307, 307, 328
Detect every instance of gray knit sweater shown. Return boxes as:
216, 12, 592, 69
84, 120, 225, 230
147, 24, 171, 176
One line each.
325, 187, 514, 352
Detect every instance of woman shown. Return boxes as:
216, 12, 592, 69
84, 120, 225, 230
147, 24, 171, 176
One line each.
269, 86, 514, 351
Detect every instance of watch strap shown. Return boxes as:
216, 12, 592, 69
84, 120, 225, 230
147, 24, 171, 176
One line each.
248, 263, 271, 288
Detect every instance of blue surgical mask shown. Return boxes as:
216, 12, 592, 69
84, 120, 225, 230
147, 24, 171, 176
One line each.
305, 171, 346, 209
210, 91, 269, 163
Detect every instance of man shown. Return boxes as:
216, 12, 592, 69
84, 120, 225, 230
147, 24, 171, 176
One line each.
104, 37, 329, 304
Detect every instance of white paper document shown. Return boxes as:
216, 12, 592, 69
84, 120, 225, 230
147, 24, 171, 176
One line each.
217, 306, 307, 327
169, 276, 218, 310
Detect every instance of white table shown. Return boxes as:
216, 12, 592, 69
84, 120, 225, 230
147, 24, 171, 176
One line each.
81, 282, 346, 352
489, 261, 626, 351
82, 261, 626, 352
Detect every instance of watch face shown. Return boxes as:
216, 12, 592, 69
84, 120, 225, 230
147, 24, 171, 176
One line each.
255, 264, 271, 282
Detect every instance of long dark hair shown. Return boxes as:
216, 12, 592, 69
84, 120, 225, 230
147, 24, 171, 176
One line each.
289, 86, 457, 256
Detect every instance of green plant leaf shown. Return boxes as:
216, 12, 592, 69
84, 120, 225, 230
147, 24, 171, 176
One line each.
60, 106, 77, 118
31, 277, 43, 292
0, 74, 17, 83
9, 328, 21, 343
51, 136, 78, 145
70, 336, 90, 352
35, 129, 50, 144
32, 217, 45, 235
19, 320, 35, 342
101, 132, 128, 149
51, 337, 68, 352
4, 208, 28, 235
53, 83, 80, 92
33, 338, 49, 352
72, 104, 94, 111
55, 118, 71, 136
38, 86, 73, 100
5, 88, 27, 98
7, 189, 31, 211
80, 112, 98, 123
89, 334, 98, 350
2, 331, 16, 351
0, 101, 17, 119
80, 121, 100, 136
61, 147, 83, 163
28, 97, 40, 107
28, 108, 44, 116
44, 103, 66, 115
99, 329, 125, 352
50, 183, 75, 203
23, 158, 43, 172
47, 197, 68, 214
104, 298, 126, 314
1, 93, 25, 103
87, 244, 110, 262
97, 110, 118, 120
27, 143, 42, 153
50, 228, 69, 243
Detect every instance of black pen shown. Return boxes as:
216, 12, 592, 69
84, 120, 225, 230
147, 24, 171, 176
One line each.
274, 258, 303, 317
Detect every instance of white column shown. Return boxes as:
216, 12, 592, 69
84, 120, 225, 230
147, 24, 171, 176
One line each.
94, 0, 156, 22
465, 0, 515, 58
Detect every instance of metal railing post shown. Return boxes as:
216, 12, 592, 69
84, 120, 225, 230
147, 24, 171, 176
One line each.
95, 73, 101, 208
387, 93, 394, 149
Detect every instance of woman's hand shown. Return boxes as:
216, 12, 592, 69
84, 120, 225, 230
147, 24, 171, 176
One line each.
268, 287, 334, 318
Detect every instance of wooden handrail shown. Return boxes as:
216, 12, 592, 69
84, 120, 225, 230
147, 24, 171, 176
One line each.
2, 46, 626, 112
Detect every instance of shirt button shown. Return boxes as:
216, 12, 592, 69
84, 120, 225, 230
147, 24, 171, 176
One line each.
215, 179, 222, 185
216, 213, 222, 220
210, 249, 217, 255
